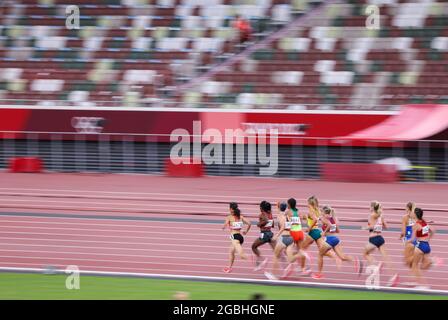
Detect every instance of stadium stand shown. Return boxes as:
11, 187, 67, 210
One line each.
0, 0, 302, 107
0, 0, 447, 109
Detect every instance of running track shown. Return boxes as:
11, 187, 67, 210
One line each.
0, 173, 448, 294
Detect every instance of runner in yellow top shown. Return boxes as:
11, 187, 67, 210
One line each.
300, 196, 337, 275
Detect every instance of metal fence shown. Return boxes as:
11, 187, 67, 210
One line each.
0, 99, 401, 110
0, 131, 447, 182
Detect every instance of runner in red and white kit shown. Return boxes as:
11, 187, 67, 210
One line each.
409, 207, 443, 289
311, 206, 361, 280
252, 200, 277, 271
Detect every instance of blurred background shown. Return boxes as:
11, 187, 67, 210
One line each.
0, 0, 447, 181
0, 0, 447, 109
0, 0, 448, 300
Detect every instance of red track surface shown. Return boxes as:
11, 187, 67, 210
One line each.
0, 173, 448, 292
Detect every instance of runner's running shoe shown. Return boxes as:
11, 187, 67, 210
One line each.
223, 267, 232, 273
311, 273, 324, 280
254, 258, 268, 271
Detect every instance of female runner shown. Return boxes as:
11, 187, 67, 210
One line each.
264, 200, 308, 280
311, 206, 361, 279
300, 196, 336, 275
222, 202, 251, 273
252, 201, 277, 271
362, 201, 399, 286
409, 207, 443, 289
287, 198, 311, 275
400, 202, 416, 268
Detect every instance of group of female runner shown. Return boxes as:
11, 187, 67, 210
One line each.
222, 197, 442, 288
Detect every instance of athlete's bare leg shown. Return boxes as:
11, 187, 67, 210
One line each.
404, 243, 415, 268
421, 254, 432, 270
334, 245, 353, 262
363, 243, 377, 265
378, 245, 394, 271
228, 245, 236, 268
252, 238, 265, 264
317, 244, 332, 274
272, 243, 285, 276
412, 249, 425, 286
233, 240, 247, 260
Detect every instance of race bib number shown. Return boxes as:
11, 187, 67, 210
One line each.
291, 216, 300, 224
284, 221, 292, 229
422, 225, 429, 235
373, 225, 382, 232
232, 222, 243, 229
265, 220, 273, 228
329, 224, 337, 233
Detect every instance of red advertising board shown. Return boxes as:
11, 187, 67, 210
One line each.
0, 107, 393, 145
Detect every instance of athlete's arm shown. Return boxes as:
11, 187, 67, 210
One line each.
222, 216, 230, 230
321, 216, 330, 236
428, 225, 435, 239
408, 224, 418, 243
382, 217, 388, 230
308, 211, 318, 229
304, 213, 315, 233
400, 215, 408, 239
273, 215, 285, 241
334, 216, 341, 234
242, 216, 251, 235
363, 214, 374, 231
257, 213, 268, 228
276, 203, 282, 230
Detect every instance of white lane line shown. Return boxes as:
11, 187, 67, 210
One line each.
1, 217, 447, 235
0, 188, 447, 208
0, 204, 220, 214
1, 214, 447, 232
0, 254, 446, 279
1, 237, 448, 256
0, 266, 447, 295
1, 200, 448, 221
0, 247, 447, 275
2, 263, 440, 288
1, 228, 448, 248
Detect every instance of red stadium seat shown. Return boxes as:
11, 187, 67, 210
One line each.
9, 157, 44, 173
165, 157, 204, 178
321, 162, 398, 183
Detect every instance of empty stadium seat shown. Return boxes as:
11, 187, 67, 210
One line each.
0, 0, 446, 110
